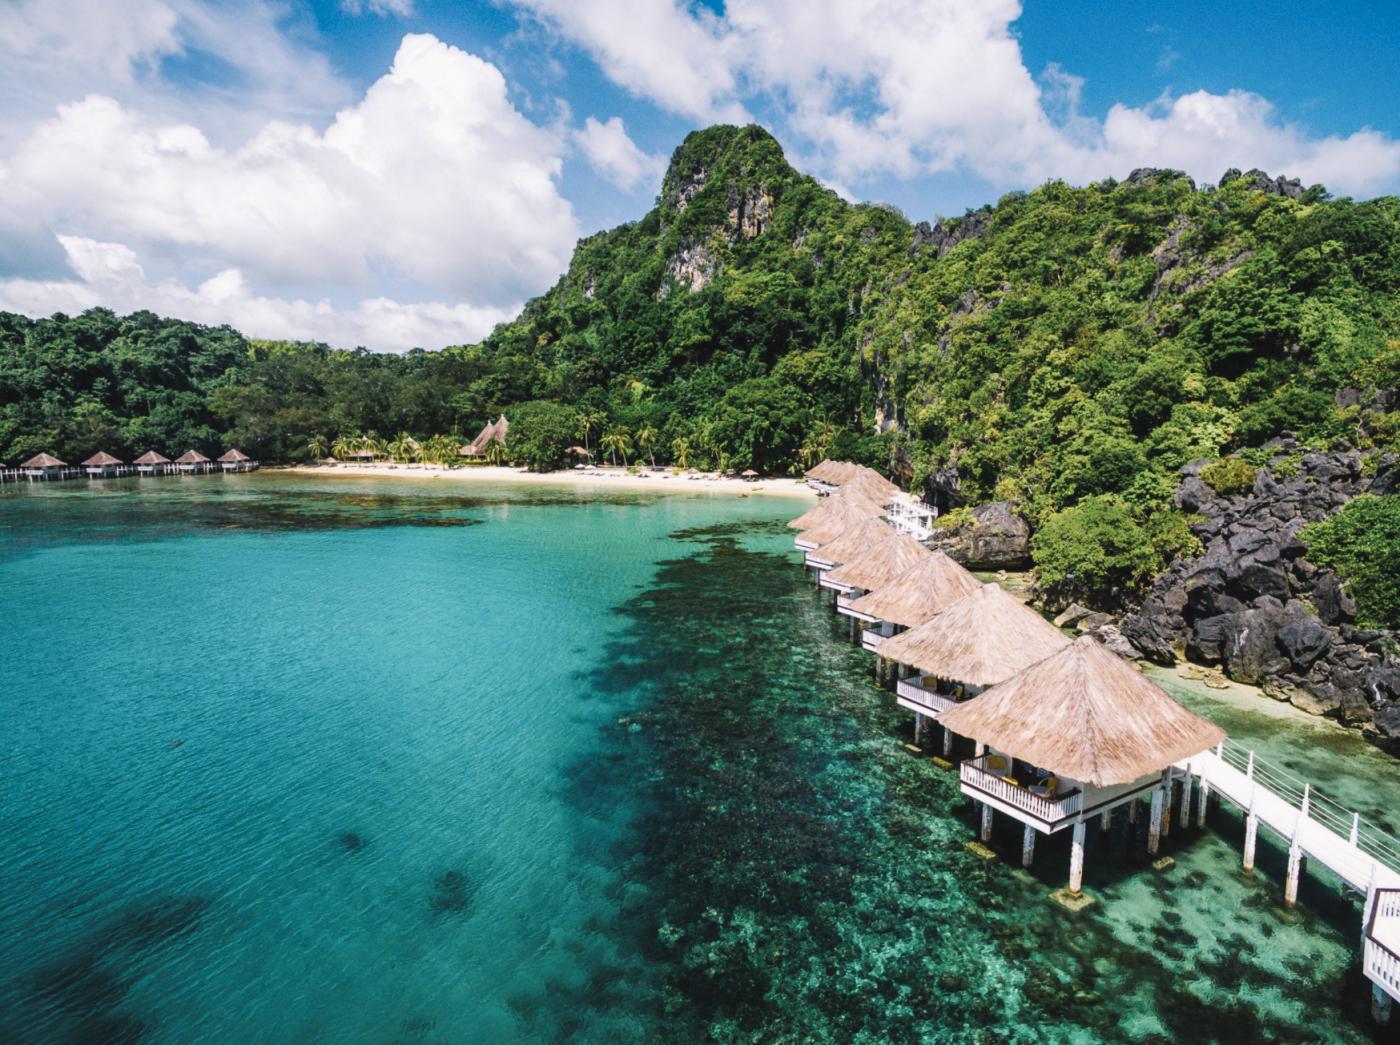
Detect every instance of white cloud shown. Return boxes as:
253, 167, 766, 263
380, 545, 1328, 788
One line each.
0, 236, 512, 351
573, 116, 663, 190
508, 0, 1400, 197
0, 33, 579, 307
341, 0, 416, 16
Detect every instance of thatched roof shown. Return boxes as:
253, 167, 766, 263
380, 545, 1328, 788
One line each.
879, 582, 1071, 686
824, 533, 931, 591
82, 451, 123, 466
846, 551, 982, 627
937, 634, 1226, 786
805, 459, 860, 483
788, 487, 887, 530
218, 448, 251, 462
174, 450, 211, 464
800, 499, 888, 545
22, 452, 65, 467
134, 451, 170, 465
807, 517, 898, 566
845, 467, 901, 499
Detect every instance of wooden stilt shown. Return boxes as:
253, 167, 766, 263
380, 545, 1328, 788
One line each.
1284, 843, 1303, 907
1148, 788, 1164, 856
1179, 775, 1192, 829
942, 727, 953, 759
913, 714, 923, 745
1197, 780, 1210, 828
1022, 823, 1036, 868
849, 614, 859, 642
1100, 809, 1112, 832
1128, 797, 1139, 826
1243, 812, 1258, 873
1373, 983, 1394, 1026
1069, 820, 1086, 894
979, 802, 993, 843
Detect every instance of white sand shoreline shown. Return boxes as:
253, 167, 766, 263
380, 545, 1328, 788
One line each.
276, 463, 818, 499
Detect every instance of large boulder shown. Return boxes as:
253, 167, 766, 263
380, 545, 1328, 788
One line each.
941, 500, 1031, 570
1275, 618, 1332, 671
1310, 573, 1356, 625
1219, 606, 1294, 684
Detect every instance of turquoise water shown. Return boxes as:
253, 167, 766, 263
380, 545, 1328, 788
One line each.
0, 475, 1395, 1042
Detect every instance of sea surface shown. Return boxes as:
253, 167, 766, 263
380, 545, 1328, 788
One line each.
1, 473, 1396, 1043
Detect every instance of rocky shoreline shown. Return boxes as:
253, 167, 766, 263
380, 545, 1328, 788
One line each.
1121, 442, 1400, 748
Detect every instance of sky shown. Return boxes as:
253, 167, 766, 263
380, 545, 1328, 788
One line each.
1, 0, 1397, 352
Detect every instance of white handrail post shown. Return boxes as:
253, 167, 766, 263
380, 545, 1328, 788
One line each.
1351, 812, 1361, 848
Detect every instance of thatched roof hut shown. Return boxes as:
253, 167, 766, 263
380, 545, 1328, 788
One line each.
789, 487, 887, 530
806, 517, 898, 567
879, 582, 1071, 687
134, 451, 170, 465
218, 449, 251, 463
824, 533, 931, 592
937, 635, 1226, 786
22, 452, 65, 468
845, 467, 901, 499
798, 499, 886, 545
846, 551, 982, 627
460, 414, 510, 457
805, 459, 860, 483
175, 450, 210, 464
82, 451, 123, 467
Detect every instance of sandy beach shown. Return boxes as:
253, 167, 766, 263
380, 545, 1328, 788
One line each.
278, 463, 818, 499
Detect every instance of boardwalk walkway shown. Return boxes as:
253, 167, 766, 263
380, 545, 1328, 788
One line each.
1179, 739, 1400, 1019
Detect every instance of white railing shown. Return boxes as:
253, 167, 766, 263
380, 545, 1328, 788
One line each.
1214, 738, 1400, 878
886, 496, 937, 540
961, 756, 1083, 823
1366, 889, 1400, 996
896, 675, 955, 713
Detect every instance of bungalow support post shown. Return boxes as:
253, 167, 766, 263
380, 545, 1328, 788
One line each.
979, 802, 993, 843
1021, 823, 1036, 868
1148, 786, 1164, 856
1069, 820, 1086, 894
1374, 984, 1394, 1026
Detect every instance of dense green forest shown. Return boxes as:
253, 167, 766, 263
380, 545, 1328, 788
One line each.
3, 123, 1398, 594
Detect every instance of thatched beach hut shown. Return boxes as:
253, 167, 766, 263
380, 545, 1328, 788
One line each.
134, 450, 171, 476
789, 486, 888, 531
821, 532, 931, 598
82, 451, 123, 478
803, 516, 898, 573
218, 448, 256, 472
459, 414, 509, 458
939, 634, 1225, 889
879, 582, 1071, 753
841, 551, 981, 651
21, 452, 65, 480
794, 498, 883, 550
174, 450, 212, 474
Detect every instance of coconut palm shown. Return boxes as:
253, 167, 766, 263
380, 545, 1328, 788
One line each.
422, 434, 459, 466
388, 432, 419, 463
635, 425, 658, 468
670, 437, 692, 469
577, 410, 603, 454
599, 429, 632, 467
306, 434, 328, 460
483, 436, 509, 465
331, 434, 357, 460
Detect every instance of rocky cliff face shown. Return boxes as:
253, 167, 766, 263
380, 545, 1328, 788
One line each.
1121, 442, 1400, 746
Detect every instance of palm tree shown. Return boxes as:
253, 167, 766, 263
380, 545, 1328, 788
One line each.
422, 434, 459, 466
306, 434, 328, 460
577, 410, 602, 454
389, 432, 418, 463
636, 425, 658, 468
670, 437, 692, 469
599, 429, 632, 467
331, 434, 357, 461
483, 436, 508, 465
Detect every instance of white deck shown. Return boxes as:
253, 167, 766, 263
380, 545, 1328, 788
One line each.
861, 622, 895, 653
895, 674, 955, 715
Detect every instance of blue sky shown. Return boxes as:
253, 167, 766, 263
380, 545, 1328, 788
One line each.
1, 0, 1397, 351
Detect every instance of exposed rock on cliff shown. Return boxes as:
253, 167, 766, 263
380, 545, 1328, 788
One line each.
1121, 444, 1400, 744
928, 500, 1031, 570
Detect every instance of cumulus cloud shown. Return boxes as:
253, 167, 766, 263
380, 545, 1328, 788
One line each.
573, 116, 664, 190
508, 0, 1400, 197
0, 236, 513, 351
1, 33, 579, 307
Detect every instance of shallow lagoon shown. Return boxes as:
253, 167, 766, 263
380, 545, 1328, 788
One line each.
0, 474, 1393, 1042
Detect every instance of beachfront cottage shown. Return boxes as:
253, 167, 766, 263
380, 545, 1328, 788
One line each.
820, 534, 932, 644
938, 635, 1226, 895
792, 497, 884, 553
789, 485, 887, 535
174, 450, 212, 474
458, 415, 509, 458
218, 448, 256, 472
82, 451, 123, 478
802, 516, 898, 575
878, 583, 1071, 754
840, 551, 981, 654
134, 450, 171, 476
21, 452, 65, 480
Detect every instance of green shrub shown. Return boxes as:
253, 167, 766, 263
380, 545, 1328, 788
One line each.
1200, 456, 1258, 496
1301, 495, 1400, 628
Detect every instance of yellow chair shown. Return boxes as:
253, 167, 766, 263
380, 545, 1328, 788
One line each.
1040, 775, 1058, 799
1004, 777, 1020, 788
986, 755, 1007, 773
920, 677, 940, 689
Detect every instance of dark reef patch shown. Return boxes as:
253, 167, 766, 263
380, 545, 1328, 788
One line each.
337, 831, 369, 852
428, 869, 476, 915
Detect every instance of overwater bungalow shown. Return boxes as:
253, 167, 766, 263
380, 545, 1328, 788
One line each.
134, 450, 171, 476
459, 414, 509, 458
804, 459, 861, 491
793, 498, 884, 551
789, 486, 887, 534
218, 448, 257, 472
878, 583, 1071, 751
82, 451, 123, 478
174, 450, 212, 474
803, 516, 898, 574
938, 635, 1226, 894
21, 452, 67, 480
820, 533, 932, 634
841, 550, 982, 652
